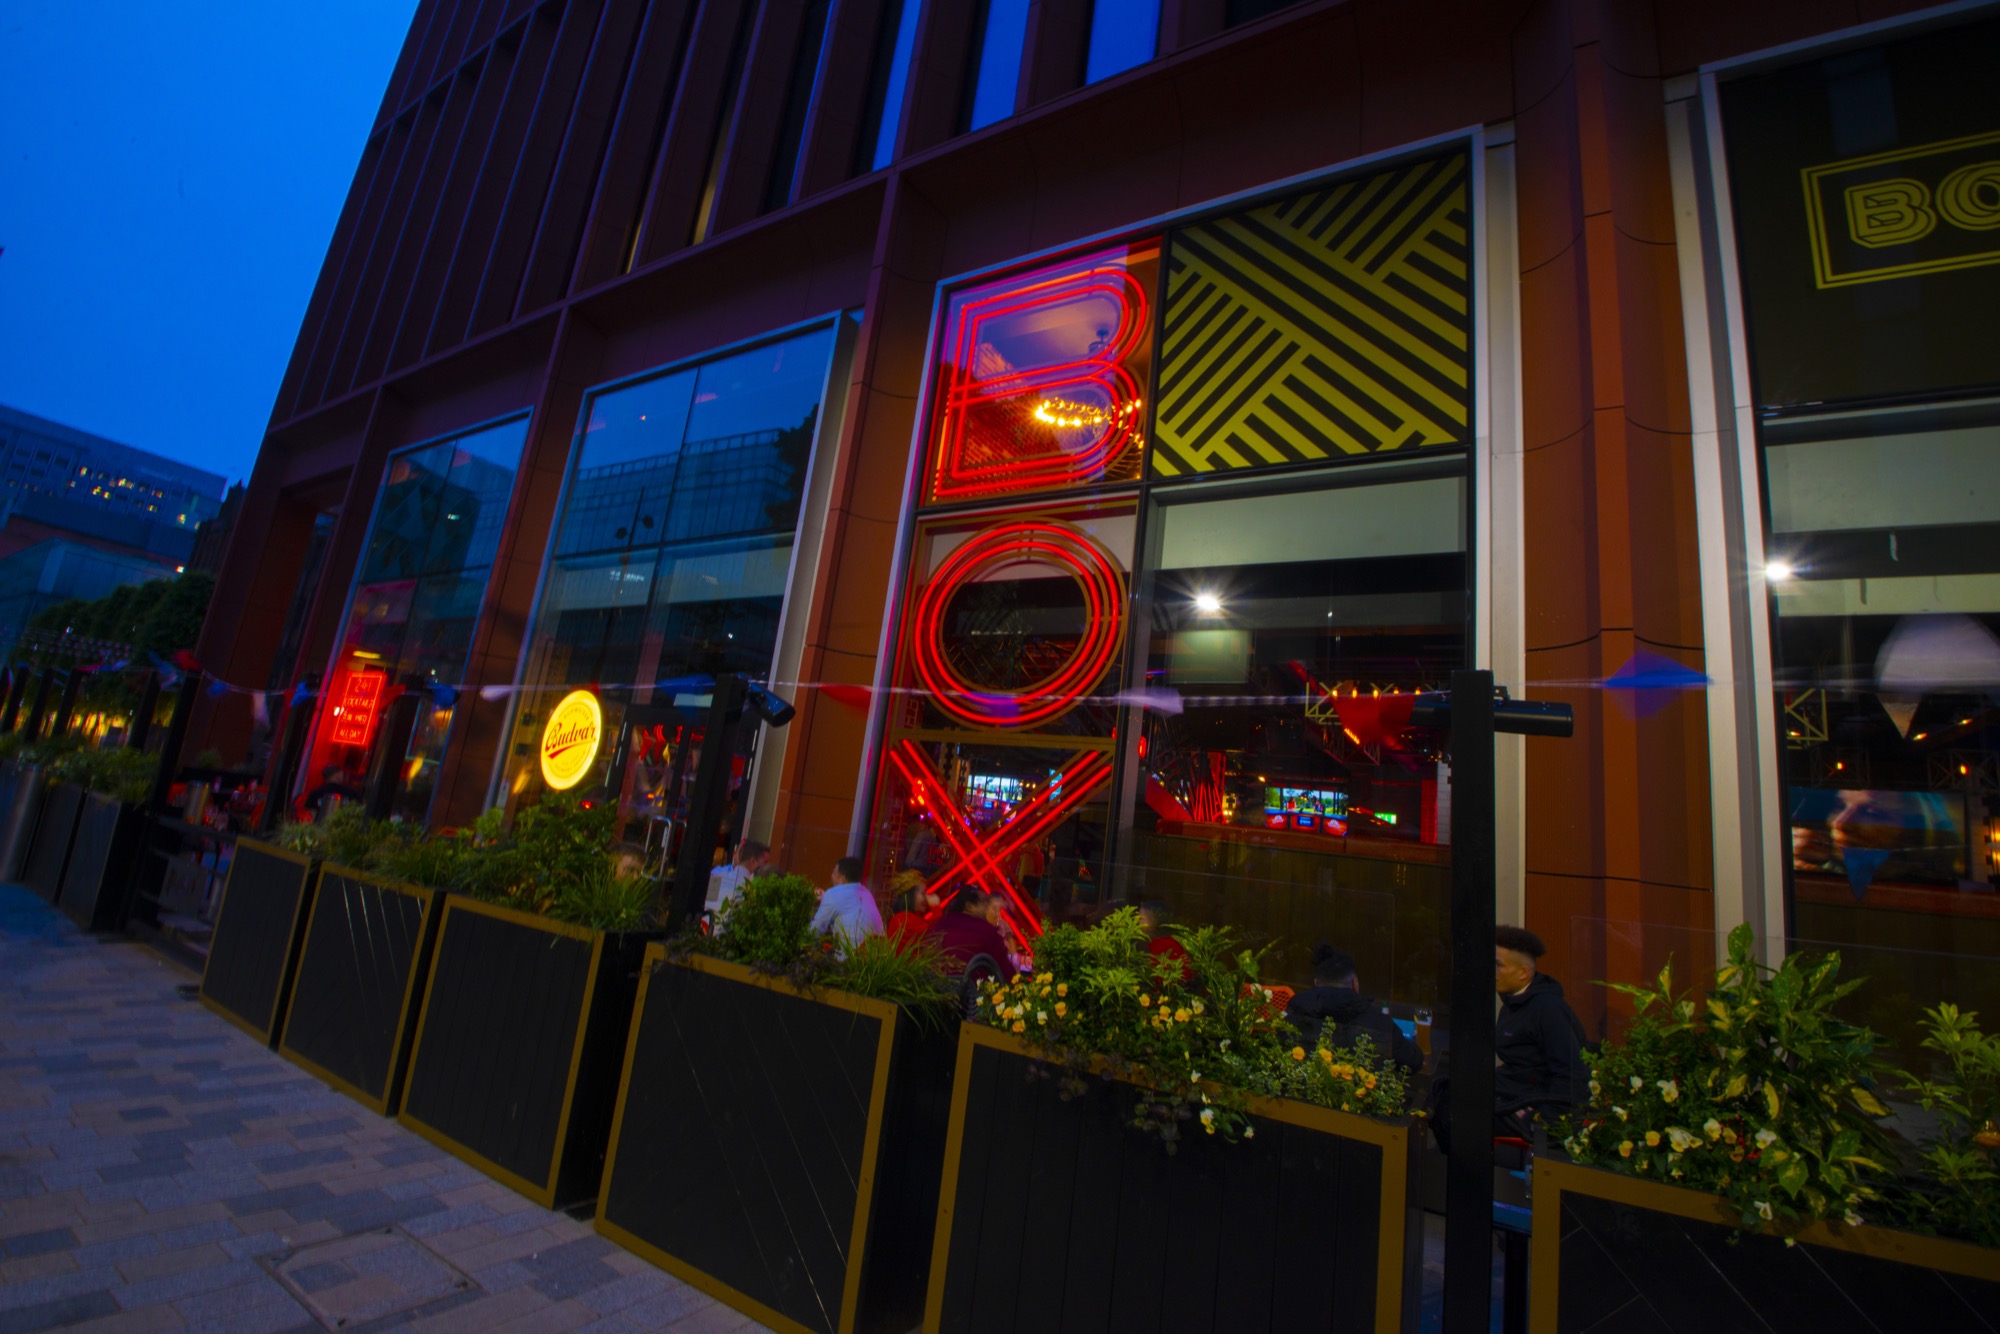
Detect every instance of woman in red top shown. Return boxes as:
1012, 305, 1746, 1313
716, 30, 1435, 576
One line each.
885, 881, 940, 947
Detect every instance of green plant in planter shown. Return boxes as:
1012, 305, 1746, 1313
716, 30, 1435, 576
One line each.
707, 873, 822, 969
975, 908, 1303, 1150
45, 745, 158, 805
1562, 923, 1893, 1236
1262, 1029, 1414, 1119
1891, 1005, 2000, 1247
274, 802, 388, 868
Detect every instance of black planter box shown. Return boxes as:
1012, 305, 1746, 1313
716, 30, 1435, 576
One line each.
597, 951, 959, 1334
925, 1024, 1419, 1334
56, 793, 147, 932
1530, 1157, 2000, 1332
22, 781, 86, 903
398, 897, 655, 1210
199, 840, 319, 1047
0, 761, 45, 882
278, 866, 445, 1115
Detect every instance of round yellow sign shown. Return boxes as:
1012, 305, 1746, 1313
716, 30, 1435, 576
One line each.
539, 689, 603, 791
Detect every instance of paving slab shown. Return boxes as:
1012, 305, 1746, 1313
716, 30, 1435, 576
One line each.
0, 886, 769, 1334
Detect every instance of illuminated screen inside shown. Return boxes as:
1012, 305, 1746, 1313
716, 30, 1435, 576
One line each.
1264, 786, 1349, 817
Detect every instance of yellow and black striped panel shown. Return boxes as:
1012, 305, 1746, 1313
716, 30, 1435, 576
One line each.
1152, 153, 1472, 479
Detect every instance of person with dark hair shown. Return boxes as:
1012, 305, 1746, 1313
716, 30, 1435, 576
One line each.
923, 888, 1018, 977
705, 839, 771, 917
884, 874, 940, 944
1492, 924, 1588, 1123
1284, 945, 1422, 1074
812, 855, 884, 951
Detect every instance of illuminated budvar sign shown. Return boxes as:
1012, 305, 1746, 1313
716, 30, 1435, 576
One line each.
539, 689, 603, 791
1804, 128, 2000, 287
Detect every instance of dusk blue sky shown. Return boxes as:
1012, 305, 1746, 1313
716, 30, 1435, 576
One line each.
0, 2, 419, 489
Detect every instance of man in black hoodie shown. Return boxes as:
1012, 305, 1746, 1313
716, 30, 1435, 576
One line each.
1284, 946, 1424, 1074
1428, 925, 1589, 1152
1492, 924, 1588, 1129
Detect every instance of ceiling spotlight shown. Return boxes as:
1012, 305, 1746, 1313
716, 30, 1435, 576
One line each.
1193, 592, 1223, 614
1764, 560, 1796, 582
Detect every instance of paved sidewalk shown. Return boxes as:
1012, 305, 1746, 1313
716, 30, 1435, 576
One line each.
0, 886, 769, 1334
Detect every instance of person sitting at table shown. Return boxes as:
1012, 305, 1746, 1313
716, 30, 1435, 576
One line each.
924, 889, 1018, 978
811, 856, 884, 954
1284, 944, 1423, 1074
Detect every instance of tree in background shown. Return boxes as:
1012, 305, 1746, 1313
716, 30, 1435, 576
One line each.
29, 570, 215, 660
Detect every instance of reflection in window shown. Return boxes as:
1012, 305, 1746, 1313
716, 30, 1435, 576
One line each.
1085, 0, 1158, 84
1124, 469, 1466, 1006
503, 326, 839, 843
1764, 402, 2000, 1052
309, 417, 529, 823
925, 241, 1157, 504
962, 0, 1030, 133
857, 0, 923, 174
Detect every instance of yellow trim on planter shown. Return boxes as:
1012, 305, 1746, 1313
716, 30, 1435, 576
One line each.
396, 895, 606, 1208
922, 1022, 1415, 1334
595, 944, 904, 1334
198, 838, 316, 1045
1528, 1156, 2000, 1332
276, 865, 438, 1115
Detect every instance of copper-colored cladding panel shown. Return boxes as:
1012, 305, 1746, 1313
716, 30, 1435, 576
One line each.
215, 0, 1929, 1004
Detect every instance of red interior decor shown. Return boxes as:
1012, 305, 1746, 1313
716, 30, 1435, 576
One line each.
887, 739, 1113, 938
927, 252, 1150, 503
910, 519, 1125, 729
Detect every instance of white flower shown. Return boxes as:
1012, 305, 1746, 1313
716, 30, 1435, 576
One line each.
1844, 1210, 1863, 1227
1242, 1126, 1254, 1139
1755, 1128, 1779, 1148
1199, 1108, 1215, 1125
1035, 1010, 1047, 1025
1589, 1080, 1602, 1097
1657, 1079, 1679, 1103
1612, 1105, 1628, 1121
1666, 1127, 1697, 1152
1219, 1039, 1230, 1051
1754, 1201, 1773, 1221
1629, 1076, 1644, 1092
1189, 1072, 1201, 1085
1703, 1119, 1722, 1140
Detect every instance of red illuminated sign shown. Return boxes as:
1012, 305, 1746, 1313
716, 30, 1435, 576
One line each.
910, 520, 1125, 730
327, 671, 386, 748
927, 253, 1149, 502
887, 740, 1113, 940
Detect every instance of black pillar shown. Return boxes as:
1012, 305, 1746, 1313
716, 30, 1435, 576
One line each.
51, 670, 83, 738
363, 691, 425, 821
127, 672, 161, 751
1442, 668, 1497, 1334
259, 687, 317, 833
22, 667, 57, 741
665, 674, 747, 931
146, 673, 203, 815
0, 665, 29, 733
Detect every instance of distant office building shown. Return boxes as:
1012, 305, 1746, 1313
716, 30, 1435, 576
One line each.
0, 405, 229, 650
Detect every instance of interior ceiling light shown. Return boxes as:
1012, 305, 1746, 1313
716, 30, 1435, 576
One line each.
1194, 592, 1223, 614
1764, 560, 1796, 581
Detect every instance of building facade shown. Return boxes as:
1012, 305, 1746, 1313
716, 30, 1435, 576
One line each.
199, 0, 2000, 1039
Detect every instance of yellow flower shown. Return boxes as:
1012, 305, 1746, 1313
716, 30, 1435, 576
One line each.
1139, 994, 1151, 1007
1036, 972, 1052, 984
1645, 1131, 1661, 1148
1618, 1141, 1634, 1158
1056, 983, 1067, 997
1010, 1020, 1025, 1033
1054, 1002, 1067, 1017
1174, 1008, 1191, 1023
1291, 1047, 1306, 1062
1318, 1048, 1334, 1064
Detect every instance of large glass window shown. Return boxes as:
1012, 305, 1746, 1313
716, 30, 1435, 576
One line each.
501, 325, 839, 843
961, 0, 1030, 133
1084, 0, 1158, 84
308, 417, 528, 822
857, 0, 923, 174
1720, 15, 2000, 1053
869, 152, 1473, 1009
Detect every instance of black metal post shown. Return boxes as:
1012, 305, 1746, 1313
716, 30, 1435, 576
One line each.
128, 672, 161, 751
146, 673, 203, 816
22, 667, 57, 741
51, 670, 83, 738
363, 691, 425, 821
0, 664, 29, 733
259, 687, 317, 833
665, 674, 747, 931
1443, 668, 1497, 1334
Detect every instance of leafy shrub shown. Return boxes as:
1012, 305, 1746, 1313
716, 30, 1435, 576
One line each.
1262, 1030, 1414, 1119
973, 908, 1312, 1149
708, 873, 821, 970
46, 745, 157, 804
547, 869, 657, 933
1890, 1005, 2000, 1247
1562, 924, 1892, 1235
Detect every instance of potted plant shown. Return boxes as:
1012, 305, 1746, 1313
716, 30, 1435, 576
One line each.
597, 873, 961, 1334
7, 732, 84, 898
1530, 924, 2000, 1331
393, 796, 661, 1210
924, 908, 1420, 1334
199, 818, 329, 1047
50, 745, 159, 931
